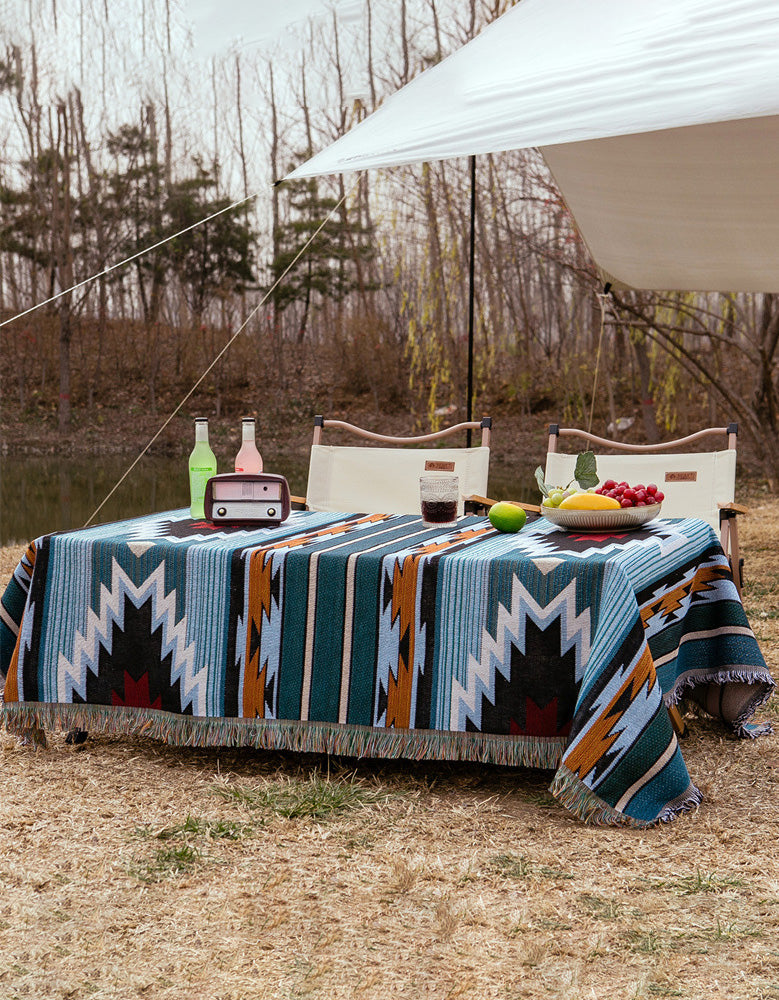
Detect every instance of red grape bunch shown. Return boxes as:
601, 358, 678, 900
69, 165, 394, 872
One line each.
594, 480, 665, 509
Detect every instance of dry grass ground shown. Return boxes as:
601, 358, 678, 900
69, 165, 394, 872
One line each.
1, 493, 778, 1000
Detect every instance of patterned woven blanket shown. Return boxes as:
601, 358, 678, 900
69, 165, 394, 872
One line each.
1, 509, 773, 826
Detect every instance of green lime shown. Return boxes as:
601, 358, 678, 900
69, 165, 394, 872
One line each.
488, 501, 527, 533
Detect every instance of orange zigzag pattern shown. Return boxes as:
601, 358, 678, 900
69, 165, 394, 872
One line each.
243, 654, 268, 720
564, 645, 657, 780
385, 554, 420, 729
3, 541, 38, 703
243, 545, 282, 717
640, 563, 723, 627
20, 540, 37, 578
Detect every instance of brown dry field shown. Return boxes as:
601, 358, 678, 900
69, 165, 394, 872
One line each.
1, 492, 778, 1000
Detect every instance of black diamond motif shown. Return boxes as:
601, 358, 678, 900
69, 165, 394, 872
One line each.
75, 594, 192, 713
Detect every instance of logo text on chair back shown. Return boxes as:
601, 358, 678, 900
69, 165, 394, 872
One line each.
665, 471, 698, 482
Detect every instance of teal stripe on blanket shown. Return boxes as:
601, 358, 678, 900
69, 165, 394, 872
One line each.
39, 535, 93, 702
277, 548, 310, 720
434, 549, 490, 731
592, 702, 672, 806
186, 542, 232, 716
347, 546, 384, 725
309, 551, 348, 723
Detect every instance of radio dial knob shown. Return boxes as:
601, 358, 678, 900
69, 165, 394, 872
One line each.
267, 507, 276, 517
217, 507, 227, 517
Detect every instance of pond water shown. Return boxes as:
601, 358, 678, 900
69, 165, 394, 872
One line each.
0, 452, 540, 547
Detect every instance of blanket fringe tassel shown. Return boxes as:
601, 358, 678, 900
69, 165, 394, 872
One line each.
550, 764, 703, 829
4, 705, 711, 827
1, 702, 568, 770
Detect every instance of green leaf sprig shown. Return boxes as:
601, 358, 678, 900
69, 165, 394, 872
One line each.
534, 451, 599, 498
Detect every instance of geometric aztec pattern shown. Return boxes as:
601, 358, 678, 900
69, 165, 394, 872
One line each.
59, 560, 204, 714
1, 508, 773, 826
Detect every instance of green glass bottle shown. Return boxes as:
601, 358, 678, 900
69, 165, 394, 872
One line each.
188, 417, 217, 519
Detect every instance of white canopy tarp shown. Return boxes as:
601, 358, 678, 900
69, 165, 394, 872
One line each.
287, 0, 779, 292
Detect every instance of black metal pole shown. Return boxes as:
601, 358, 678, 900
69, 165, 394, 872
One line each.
466, 154, 476, 447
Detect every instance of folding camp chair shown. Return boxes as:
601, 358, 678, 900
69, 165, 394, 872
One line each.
545, 421, 748, 738
292, 415, 493, 515
544, 421, 746, 593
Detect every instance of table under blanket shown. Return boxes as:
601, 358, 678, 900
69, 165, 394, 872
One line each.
1, 509, 773, 826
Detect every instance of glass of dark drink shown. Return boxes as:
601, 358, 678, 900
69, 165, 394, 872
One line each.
419, 474, 459, 528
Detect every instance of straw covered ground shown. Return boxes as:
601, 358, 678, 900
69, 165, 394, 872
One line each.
1, 493, 778, 1000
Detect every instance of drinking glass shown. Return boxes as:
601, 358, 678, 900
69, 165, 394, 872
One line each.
419, 474, 459, 527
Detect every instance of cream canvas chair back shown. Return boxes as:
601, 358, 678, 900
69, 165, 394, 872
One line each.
544, 422, 744, 590
304, 416, 491, 516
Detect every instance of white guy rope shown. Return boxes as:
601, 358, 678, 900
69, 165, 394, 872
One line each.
82, 176, 359, 527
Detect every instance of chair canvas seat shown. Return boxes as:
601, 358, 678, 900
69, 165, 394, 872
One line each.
306, 444, 490, 515
545, 449, 736, 531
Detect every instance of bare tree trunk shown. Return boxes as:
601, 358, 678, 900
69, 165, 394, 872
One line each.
420, 162, 458, 403
428, 0, 443, 62
366, 0, 377, 109
632, 334, 661, 442
234, 53, 250, 326
211, 58, 220, 195
751, 293, 779, 480
53, 102, 74, 434
396, 0, 410, 86
267, 62, 285, 387
235, 55, 250, 203
145, 103, 167, 413
72, 88, 106, 410
162, 70, 173, 186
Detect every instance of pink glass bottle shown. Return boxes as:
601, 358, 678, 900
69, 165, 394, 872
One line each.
234, 417, 263, 474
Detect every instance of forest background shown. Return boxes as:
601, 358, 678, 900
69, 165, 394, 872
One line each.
3, 0, 779, 496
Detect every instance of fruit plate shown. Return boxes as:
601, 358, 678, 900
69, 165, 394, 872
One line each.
540, 503, 663, 532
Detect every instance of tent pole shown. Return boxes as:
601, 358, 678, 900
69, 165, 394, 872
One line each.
466, 154, 476, 447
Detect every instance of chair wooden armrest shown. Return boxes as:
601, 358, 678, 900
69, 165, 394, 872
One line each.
717, 503, 747, 596
290, 495, 308, 510
464, 494, 490, 514
507, 500, 542, 513
718, 501, 749, 516
465, 494, 542, 514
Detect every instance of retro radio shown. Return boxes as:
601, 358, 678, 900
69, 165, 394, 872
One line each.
204, 473, 291, 527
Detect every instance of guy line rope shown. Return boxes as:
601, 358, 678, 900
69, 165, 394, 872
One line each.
0, 195, 254, 331
0, 175, 361, 527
